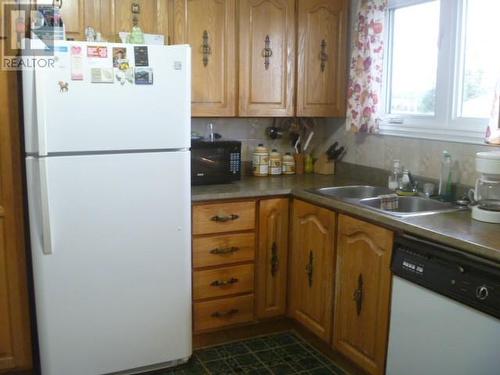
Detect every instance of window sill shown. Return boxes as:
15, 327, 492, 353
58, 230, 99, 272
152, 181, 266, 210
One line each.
378, 122, 489, 145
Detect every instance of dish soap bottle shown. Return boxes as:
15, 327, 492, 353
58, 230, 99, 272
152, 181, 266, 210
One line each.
439, 151, 453, 201
388, 160, 401, 190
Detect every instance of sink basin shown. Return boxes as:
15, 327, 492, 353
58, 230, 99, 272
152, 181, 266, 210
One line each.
312, 185, 394, 200
359, 196, 464, 217
309, 185, 466, 217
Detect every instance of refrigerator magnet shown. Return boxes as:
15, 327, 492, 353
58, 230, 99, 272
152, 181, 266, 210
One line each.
117, 59, 130, 71
91, 68, 114, 83
87, 45, 108, 58
112, 47, 127, 67
70, 46, 84, 80
116, 68, 134, 86
134, 46, 149, 66
134, 67, 153, 85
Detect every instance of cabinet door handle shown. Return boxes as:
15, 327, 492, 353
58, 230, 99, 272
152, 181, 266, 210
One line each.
320, 39, 328, 72
353, 274, 363, 316
305, 250, 314, 287
210, 277, 239, 287
202, 30, 211, 67
210, 246, 239, 255
262, 35, 273, 70
211, 309, 239, 318
210, 214, 239, 222
270, 242, 279, 277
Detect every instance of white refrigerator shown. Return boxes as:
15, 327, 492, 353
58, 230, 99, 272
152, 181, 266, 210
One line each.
22, 41, 192, 375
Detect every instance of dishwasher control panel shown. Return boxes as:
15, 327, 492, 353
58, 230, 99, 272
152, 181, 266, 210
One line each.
392, 235, 500, 319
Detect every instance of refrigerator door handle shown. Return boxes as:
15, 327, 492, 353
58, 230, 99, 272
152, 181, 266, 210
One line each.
34, 67, 48, 156
39, 158, 53, 255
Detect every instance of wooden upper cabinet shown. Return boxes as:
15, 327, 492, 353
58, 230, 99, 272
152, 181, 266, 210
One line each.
297, 0, 348, 117
288, 200, 335, 342
82, 0, 115, 42
239, 0, 296, 117
59, 0, 170, 42
173, 0, 237, 116
113, 0, 170, 42
60, 0, 85, 40
256, 198, 289, 319
334, 215, 393, 375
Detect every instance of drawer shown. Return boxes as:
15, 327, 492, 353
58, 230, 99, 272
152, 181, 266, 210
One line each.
193, 201, 255, 235
193, 233, 255, 268
193, 264, 254, 300
194, 294, 254, 333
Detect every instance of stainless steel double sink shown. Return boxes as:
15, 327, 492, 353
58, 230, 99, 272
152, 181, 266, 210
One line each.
310, 185, 465, 217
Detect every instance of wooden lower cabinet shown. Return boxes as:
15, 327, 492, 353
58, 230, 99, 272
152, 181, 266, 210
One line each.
333, 214, 394, 375
256, 198, 289, 319
194, 294, 255, 332
288, 200, 336, 342
193, 264, 254, 300
193, 201, 256, 235
192, 200, 257, 334
0, 65, 32, 371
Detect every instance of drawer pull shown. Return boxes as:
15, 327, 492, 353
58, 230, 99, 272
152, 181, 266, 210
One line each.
353, 273, 364, 316
202, 30, 211, 67
210, 246, 239, 255
271, 242, 279, 277
210, 214, 239, 223
211, 309, 239, 318
320, 39, 328, 72
210, 277, 239, 287
305, 250, 313, 287
262, 34, 272, 70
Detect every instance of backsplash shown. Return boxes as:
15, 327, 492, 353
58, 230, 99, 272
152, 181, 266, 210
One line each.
191, 118, 328, 162
192, 117, 500, 187
321, 118, 500, 187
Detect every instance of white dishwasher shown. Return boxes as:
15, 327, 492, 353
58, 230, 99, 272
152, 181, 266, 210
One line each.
386, 235, 500, 375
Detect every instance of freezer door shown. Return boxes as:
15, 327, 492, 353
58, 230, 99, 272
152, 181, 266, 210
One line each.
23, 42, 191, 155
26, 152, 191, 375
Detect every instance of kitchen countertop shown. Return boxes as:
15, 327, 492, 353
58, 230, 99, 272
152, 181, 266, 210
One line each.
192, 171, 500, 264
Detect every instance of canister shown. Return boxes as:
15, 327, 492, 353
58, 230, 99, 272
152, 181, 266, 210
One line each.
269, 149, 282, 175
252, 144, 269, 176
282, 152, 296, 175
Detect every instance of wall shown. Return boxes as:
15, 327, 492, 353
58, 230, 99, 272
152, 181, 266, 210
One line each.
319, 0, 500, 187
192, 0, 500, 187
193, 116, 500, 186
192, 118, 328, 162
321, 118, 499, 187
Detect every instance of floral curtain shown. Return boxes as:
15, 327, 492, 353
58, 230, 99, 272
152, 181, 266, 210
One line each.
485, 79, 500, 145
346, 0, 387, 134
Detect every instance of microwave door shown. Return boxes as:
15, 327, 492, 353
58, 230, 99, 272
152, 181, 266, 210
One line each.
192, 148, 230, 185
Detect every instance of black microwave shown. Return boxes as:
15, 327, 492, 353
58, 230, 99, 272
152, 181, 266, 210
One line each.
191, 140, 241, 185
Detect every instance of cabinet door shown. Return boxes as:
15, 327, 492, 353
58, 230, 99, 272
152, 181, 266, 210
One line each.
0, 68, 32, 371
297, 0, 348, 117
256, 198, 289, 319
59, 0, 84, 40
239, 0, 296, 116
114, 0, 170, 42
289, 200, 335, 342
334, 215, 393, 375
83, 0, 115, 42
173, 0, 237, 116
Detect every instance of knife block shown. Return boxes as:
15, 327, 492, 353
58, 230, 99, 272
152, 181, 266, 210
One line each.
314, 154, 335, 175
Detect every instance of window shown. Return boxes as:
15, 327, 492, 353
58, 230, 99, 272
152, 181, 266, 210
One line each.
382, 0, 500, 143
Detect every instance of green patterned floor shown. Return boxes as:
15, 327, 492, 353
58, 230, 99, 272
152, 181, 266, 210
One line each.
163, 331, 348, 374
